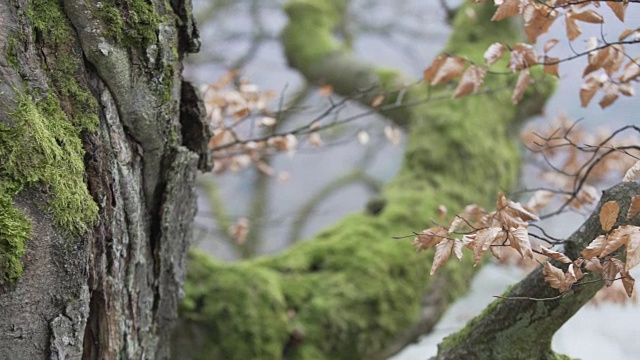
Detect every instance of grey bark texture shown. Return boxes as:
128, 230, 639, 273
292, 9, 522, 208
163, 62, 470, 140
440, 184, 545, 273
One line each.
435, 182, 640, 360
0, 0, 208, 359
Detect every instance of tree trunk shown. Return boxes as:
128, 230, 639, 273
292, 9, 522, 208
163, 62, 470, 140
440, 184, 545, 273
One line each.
0, 0, 208, 358
435, 182, 640, 360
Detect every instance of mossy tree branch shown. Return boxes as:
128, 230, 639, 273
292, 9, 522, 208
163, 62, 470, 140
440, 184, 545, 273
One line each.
173, 1, 555, 359
435, 182, 640, 360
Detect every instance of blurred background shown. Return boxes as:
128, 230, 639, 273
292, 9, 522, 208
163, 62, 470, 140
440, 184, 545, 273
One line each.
184, 1, 640, 358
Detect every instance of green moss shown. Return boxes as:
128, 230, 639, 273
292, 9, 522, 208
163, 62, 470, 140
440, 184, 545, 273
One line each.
28, 0, 72, 44
27, 0, 100, 132
0, 190, 30, 283
95, 0, 162, 48
5, 36, 19, 71
179, 250, 289, 360
281, 0, 345, 73
0, 93, 98, 282
175, 1, 556, 358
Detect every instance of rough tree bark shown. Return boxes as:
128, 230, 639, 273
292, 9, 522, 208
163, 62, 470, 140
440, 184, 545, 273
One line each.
435, 182, 640, 360
0, 0, 208, 359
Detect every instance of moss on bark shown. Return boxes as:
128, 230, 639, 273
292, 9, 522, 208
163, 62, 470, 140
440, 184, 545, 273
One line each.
0, 93, 98, 282
174, 1, 555, 359
0, 0, 100, 283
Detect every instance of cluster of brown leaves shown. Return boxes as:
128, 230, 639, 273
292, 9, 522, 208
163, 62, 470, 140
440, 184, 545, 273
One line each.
425, 1, 640, 108
412, 191, 545, 275
544, 197, 640, 298
202, 71, 286, 175
204, 73, 405, 175
415, 158, 640, 299
521, 115, 640, 210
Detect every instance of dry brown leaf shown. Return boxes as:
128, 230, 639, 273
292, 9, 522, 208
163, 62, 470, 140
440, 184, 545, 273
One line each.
602, 259, 620, 287
619, 83, 635, 97
579, 76, 600, 107
384, 125, 402, 146
371, 94, 385, 108
600, 226, 632, 258
582, 234, 607, 259
257, 116, 277, 127
620, 58, 640, 83
607, 1, 628, 22
496, 192, 540, 229
622, 272, 635, 297
625, 228, 640, 271
453, 65, 486, 99
523, 4, 557, 43
598, 83, 619, 109
484, 43, 506, 67
599, 201, 620, 232
319, 84, 334, 96
512, 68, 530, 104
565, 13, 582, 41
584, 257, 603, 273
460, 204, 486, 226
543, 56, 560, 78
448, 216, 464, 233
437, 205, 448, 221
491, 0, 521, 21
453, 240, 464, 261
526, 190, 554, 214
611, 257, 626, 274
255, 161, 275, 176
431, 238, 455, 275
508, 226, 533, 259
627, 195, 640, 220
509, 44, 537, 71
571, 9, 604, 24
539, 246, 572, 264
431, 56, 466, 85
564, 264, 580, 287
231, 217, 249, 245
308, 132, 323, 147
233, 107, 250, 120
412, 226, 449, 252
469, 227, 505, 265
543, 39, 560, 53
424, 55, 447, 83
544, 261, 570, 292
619, 29, 634, 41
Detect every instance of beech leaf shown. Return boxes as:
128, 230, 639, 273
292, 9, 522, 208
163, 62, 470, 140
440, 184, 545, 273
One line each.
571, 9, 604, 24
582, 235, 607, 259
452, 66, 486, 99
539, 246, 572, 264
623, 160, 640, 182
607, 1, 628, 22
599, 201, 619, 232
625, 229, 640, 271
431, 238, 455, 275
484, 43, 506, 67
621, 272, 635, 298
627, 195, 640, 220
512, 69, 530, 105
600, 225, 634, 258
543, 39, 560, 53
508, 226, 533, 259
544, 262, 570, 293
